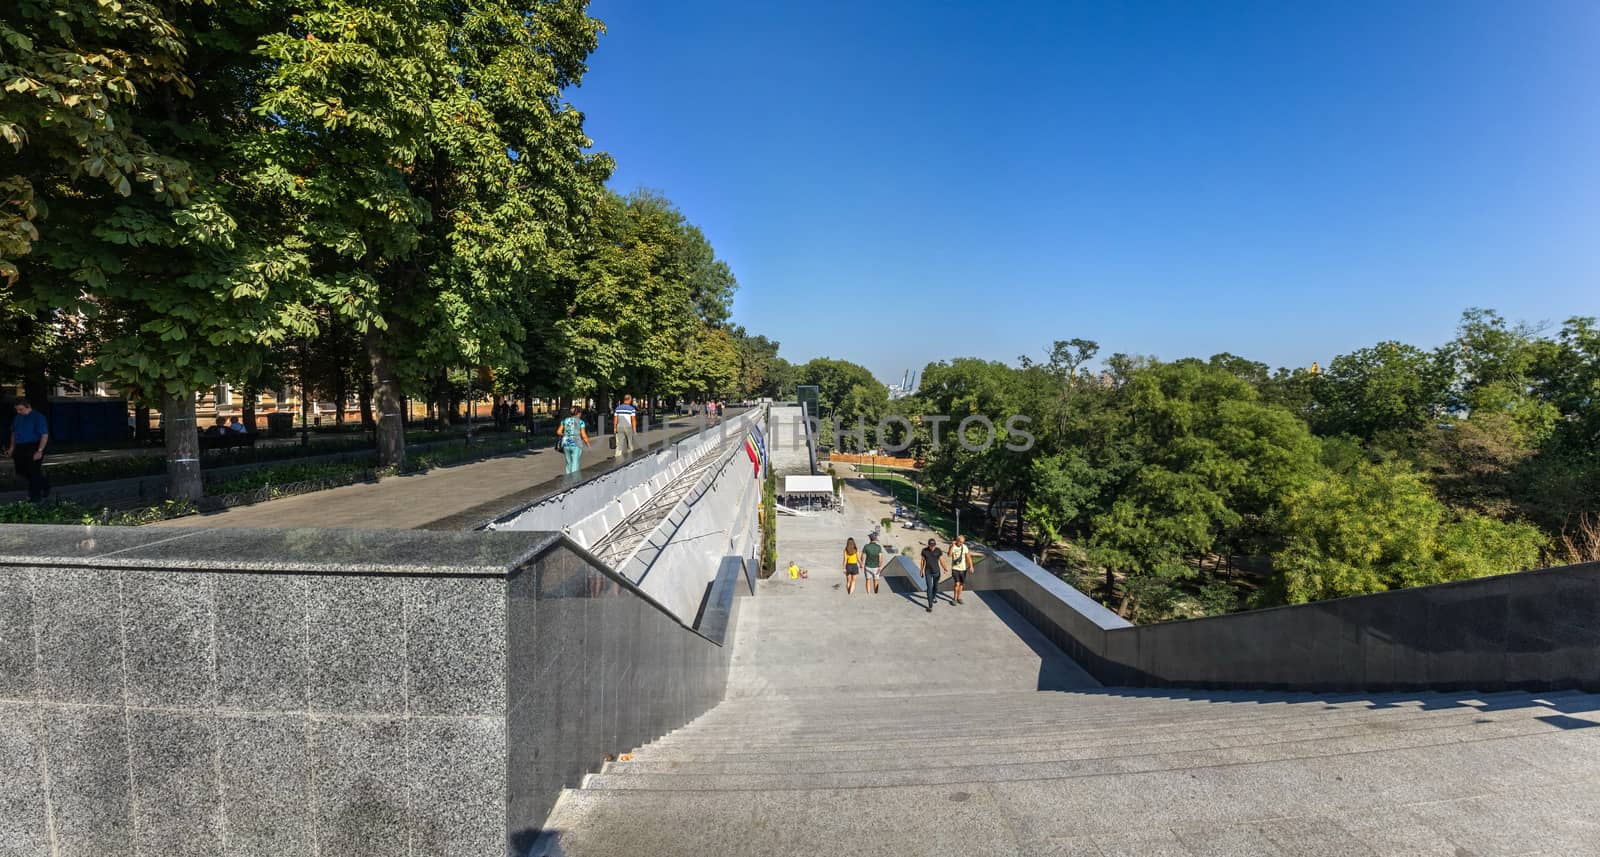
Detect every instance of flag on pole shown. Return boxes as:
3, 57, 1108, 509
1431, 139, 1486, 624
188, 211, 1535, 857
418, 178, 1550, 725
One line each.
745, 426, 765, 477
750, 424, 766, 462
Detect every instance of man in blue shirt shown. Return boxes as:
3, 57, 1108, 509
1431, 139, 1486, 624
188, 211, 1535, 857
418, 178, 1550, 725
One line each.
7, 399, 50, 501
613, 394, 638, 459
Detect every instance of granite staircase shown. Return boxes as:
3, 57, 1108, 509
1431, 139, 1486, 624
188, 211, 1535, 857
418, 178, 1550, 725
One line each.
533, 555, 1600, 856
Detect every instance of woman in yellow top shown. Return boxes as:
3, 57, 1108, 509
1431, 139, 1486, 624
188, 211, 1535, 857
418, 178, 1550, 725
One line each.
843, 537, 861, 594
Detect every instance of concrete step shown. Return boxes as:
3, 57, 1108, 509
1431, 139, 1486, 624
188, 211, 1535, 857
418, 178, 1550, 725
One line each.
606, 698, 1591, 774
677, 691, 1555, 736
636, 693, 1583, 756
537, 729, 1600, 857
695, 689, 1576, 725
589, 715, 1593, 791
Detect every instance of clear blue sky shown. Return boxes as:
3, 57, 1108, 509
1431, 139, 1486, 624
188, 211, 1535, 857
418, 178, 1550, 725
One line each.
573, 0, 1600, 382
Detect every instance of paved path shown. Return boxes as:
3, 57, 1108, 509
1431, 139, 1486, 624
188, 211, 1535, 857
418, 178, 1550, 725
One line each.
735, 475, 1099, 700
152, 414, 728, 530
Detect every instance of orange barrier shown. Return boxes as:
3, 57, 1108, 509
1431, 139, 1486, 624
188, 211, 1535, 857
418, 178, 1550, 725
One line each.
826, 453, 918, 469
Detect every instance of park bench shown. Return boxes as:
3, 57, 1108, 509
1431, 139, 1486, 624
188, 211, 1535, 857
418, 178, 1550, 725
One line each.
198, 432, 258, 451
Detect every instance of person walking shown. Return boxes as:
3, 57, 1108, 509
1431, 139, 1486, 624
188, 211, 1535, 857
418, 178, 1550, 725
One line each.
919, 537, 947, 613
843, 537, 862, 594
557, 405, 590, 475
948, 535, 974, 605
6, 399, 50, 501
861, 532, 885, 594
613, 394, 638, 459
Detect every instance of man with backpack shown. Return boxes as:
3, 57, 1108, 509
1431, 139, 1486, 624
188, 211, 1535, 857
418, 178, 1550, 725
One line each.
948, 535, 974, 605
861, 532, 885, 594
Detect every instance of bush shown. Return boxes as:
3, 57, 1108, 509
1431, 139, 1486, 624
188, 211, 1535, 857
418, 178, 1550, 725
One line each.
1271, 458, 1548, 603
759, 469, 777, 576
0, 499, 196, 526
208, 460, 371, 495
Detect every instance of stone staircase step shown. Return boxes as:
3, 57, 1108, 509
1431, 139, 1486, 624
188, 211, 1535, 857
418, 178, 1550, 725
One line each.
607, 698, 1594, 773
586, 715, 1593, 791
635, 692, 1585, 756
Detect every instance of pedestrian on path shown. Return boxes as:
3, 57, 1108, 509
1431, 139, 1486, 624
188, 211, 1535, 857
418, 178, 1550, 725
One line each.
6, 399, 50, 501
557, 405, 590, 475
948, 535, 973, 605
613, 394, 638, 459
919, 537, 947, 613
843, 537, 861, 594
861, 532, 885, 594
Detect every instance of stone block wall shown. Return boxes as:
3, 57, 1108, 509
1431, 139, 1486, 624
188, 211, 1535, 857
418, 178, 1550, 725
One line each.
0, 524, 749, 857
0, 559, 506, 857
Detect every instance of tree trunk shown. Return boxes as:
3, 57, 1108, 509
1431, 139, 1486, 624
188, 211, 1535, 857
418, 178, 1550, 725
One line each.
359, 374, 374, 430
163, 392, 202, 501
334, 373, 347, 428
595, 386, 611, 435
22, 365, 50, 422
1104, 566, 1116, 602
367, 330, 406, 467
17, 313, 52, 420
299, 380, 311, 447
241, 385, 257, 433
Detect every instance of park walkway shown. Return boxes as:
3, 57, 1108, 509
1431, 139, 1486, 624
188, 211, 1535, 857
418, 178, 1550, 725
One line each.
152, 414, 729, 530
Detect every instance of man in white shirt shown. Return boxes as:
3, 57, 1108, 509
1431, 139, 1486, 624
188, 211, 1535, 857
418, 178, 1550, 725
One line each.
613, 394, 638, 459
948, 535, 974, 605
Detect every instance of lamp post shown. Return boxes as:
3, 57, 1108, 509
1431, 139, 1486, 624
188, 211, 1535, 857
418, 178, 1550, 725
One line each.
465, 361, 474, 446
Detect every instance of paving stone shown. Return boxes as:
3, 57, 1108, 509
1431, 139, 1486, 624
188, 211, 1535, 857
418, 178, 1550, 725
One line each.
0, 702, 47, 857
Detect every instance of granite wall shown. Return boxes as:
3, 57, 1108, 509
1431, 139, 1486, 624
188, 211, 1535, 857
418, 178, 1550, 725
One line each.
0, 524, 750, 857
506, 545, 748, 853
966, 550, 1600, 693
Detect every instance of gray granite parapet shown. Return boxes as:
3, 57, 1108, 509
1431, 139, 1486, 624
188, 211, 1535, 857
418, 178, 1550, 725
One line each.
967, 549, 1600, 693
0, 524, 745, 856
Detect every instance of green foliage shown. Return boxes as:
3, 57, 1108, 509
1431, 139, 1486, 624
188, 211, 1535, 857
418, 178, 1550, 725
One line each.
760, 468, 776, 576
0, 499, 194, 525
558, 190, 737, 402
904, 310, 1592, 620
209, 460, 372, 496
5, 1, 768, 489
1271, 457, 1545, 603
1311, 341, 1453, 441
796, 358, 882, 417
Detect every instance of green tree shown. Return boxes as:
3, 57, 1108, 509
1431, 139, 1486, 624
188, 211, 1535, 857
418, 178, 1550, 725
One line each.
1443, 307, 1559, 442
1311, 341, 1453, 442
0, 0, 194, 284
796, 357, 880, 417
250, 0, 610, 467
1272, 457, 1545, 603
7, 1, 313, 498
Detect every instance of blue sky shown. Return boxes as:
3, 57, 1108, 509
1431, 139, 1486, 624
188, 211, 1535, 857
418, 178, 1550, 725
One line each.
573, 0, 1600, 382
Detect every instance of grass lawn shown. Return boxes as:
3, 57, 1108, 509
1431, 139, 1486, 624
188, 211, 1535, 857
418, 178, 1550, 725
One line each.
861, 473, 957, 540
853, 462, 918, 479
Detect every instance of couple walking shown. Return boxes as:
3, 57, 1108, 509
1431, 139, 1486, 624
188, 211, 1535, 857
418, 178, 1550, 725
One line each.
555, 394, 641, 475
841, 532, 887, 594
919, 535, 973, 613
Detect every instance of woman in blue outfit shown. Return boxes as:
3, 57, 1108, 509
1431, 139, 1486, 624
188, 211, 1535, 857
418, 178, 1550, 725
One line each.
557, 405, 590, 474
